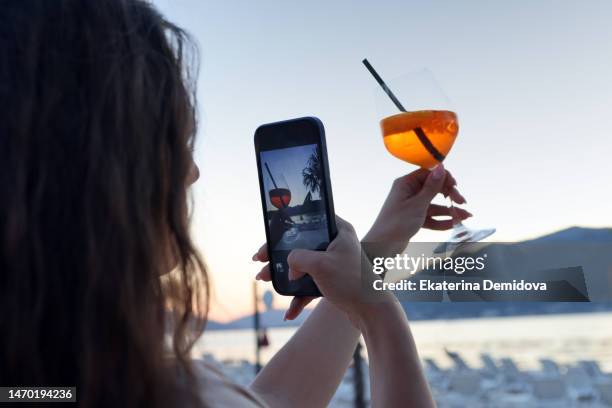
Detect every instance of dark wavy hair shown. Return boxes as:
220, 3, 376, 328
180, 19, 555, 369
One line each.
0, 1, 208, 406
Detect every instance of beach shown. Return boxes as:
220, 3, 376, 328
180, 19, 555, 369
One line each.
194, 312, 612, 407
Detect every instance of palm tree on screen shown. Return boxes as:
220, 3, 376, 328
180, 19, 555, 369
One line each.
302, 148, 322, 194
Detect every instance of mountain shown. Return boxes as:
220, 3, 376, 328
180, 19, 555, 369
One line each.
206, 227, 612, 330
402, 226, 612, 320
525, 226, 612, 243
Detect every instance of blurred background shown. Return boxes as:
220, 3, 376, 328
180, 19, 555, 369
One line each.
154, 0, 612, 406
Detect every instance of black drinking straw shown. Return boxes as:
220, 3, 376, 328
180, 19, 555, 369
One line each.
362, 59, 406, 112
361, 58, 446, 163
264, 163, 278, 190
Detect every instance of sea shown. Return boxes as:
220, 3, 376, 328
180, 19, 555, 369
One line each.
193, 311, 612, 372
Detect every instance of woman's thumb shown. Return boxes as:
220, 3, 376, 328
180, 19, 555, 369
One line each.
287, 248, 325, 280
415, 164, 446, 204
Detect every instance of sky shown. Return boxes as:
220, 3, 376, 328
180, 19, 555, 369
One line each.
153, 0, 612, 321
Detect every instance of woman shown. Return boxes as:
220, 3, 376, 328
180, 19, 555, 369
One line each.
0, 1, 470, 407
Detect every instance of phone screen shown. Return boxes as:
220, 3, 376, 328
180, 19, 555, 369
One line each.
255, 117, 336, 296
260, 144, 331, 254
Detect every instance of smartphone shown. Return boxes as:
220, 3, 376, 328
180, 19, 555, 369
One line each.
254, 117, 337, 296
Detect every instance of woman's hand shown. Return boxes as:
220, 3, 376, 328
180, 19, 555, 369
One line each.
254, 217, 383, 324
252, 245, 318, 321
363, 164, 471, 253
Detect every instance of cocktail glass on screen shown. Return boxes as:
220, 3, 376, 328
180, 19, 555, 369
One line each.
363, 60, 495, 253
264, 164, 299, 244
269, 185, 291, 210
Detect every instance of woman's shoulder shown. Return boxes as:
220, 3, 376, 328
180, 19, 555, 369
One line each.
191, 359, 268, 408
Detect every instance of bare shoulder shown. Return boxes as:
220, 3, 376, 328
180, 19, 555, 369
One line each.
191, 359, 268, 407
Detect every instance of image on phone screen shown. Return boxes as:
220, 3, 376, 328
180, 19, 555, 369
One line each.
260, 144, 330, 253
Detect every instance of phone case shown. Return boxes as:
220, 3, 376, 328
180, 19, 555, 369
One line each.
254, 117, 337, 297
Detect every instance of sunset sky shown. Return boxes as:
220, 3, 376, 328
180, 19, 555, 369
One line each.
154, 0, 612, 321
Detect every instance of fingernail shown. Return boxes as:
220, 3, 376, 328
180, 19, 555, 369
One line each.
252, 253, 258, 261
288, 268, 294, 281
255, 273, 262, 281
432, 164, 445, 180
